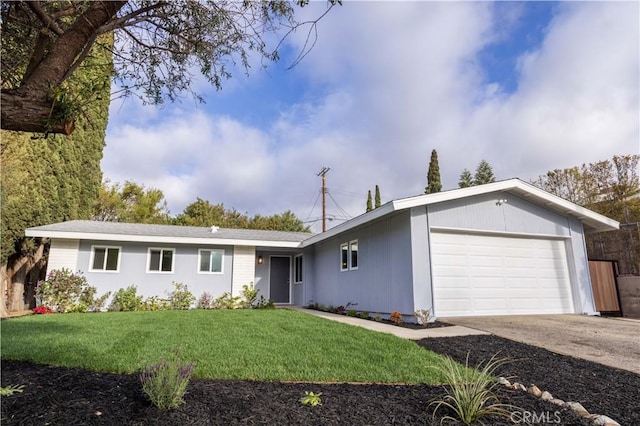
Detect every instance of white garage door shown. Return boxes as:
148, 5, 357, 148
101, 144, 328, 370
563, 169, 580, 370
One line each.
431, 232, 574, 317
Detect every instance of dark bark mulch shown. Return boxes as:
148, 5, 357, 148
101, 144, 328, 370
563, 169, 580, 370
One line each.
417, 335, 640, 426
1, 359, 592, 425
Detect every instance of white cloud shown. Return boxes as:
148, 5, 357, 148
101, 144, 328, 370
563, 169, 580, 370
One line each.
103, 2, 639, 232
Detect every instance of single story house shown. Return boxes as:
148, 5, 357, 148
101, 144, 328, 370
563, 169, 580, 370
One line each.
26, 179, 619, 318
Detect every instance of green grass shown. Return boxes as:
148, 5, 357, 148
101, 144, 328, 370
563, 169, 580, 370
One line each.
1, 309, 451, 384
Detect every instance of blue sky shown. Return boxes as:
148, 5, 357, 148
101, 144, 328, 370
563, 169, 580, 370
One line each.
103, 1, 639, 232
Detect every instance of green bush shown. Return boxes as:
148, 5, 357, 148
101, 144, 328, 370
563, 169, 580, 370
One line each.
141, 296, 170, 311
346, 309, 358, 317
168, 282, 195, 310
109, 286, 144, 311
140, 350, 195, 410
35, 268, 109, 313
241, 282, 259, 308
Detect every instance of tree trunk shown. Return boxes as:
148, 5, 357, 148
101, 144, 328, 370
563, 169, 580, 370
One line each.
0, 264, 10, 317
1, 90, 75, 135
4, 242, 48, 312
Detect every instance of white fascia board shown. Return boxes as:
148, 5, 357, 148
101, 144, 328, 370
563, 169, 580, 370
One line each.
300, 203, 396, 247
24, 230, 303, 248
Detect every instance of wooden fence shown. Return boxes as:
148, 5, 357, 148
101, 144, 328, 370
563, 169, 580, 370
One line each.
588, 260, 621, 315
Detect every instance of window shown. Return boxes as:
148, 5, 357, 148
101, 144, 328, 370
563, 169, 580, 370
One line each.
148, 248, 174, 273
199, 249, 224, 273
90, 246, 120, 272
341, 243, 349, 271
340, 240, 359, 271
350, 240, 358, 270
294, 254, 303, 283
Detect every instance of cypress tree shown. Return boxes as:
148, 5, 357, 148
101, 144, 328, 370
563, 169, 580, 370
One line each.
366, 190, 373, 212
375, 185, 381, 208
425, 149, 442, 194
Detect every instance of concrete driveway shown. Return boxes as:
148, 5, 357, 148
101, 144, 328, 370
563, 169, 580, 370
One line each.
441, 315, 640, 375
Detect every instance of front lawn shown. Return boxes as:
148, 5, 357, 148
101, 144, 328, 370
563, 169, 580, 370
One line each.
1, 309, 450, 384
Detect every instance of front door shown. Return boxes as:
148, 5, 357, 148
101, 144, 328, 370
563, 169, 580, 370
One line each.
269, 256, 291, 303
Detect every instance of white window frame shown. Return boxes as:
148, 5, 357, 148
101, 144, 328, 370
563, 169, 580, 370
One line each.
349, 240, 358, 270
340, 243, 349, 271
147, 248, 175, 273
89, 245, 121, 272
197, 249, 224, 274
294, 254, 303, 284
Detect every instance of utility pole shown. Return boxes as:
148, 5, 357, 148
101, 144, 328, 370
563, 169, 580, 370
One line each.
317, 167, 330, 232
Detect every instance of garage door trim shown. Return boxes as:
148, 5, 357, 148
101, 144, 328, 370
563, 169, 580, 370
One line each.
429, 225, 571, 241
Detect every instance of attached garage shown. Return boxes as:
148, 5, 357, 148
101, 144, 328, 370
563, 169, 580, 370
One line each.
430, 232, 574, 317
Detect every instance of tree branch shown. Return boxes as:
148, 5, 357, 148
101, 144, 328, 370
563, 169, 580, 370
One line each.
26, 1, 64, 36
96, 1, 168, 35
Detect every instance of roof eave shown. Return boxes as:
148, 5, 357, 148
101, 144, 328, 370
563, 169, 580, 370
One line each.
24, 229, 304, 248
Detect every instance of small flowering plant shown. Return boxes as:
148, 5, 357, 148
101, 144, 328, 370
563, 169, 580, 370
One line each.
140, 350, 195, 410
32, 306, 53, 315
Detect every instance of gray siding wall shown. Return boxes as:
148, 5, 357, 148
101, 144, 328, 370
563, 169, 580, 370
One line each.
310, 211, 415, 314
410, 206, 433, 313
78, 240, 232, 303
428, 192, 571, 236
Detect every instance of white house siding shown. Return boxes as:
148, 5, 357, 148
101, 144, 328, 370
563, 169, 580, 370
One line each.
311, 211, 415, 315
77, 240, 233, 302
231, 246, 255, 297
46, 239, 79, 274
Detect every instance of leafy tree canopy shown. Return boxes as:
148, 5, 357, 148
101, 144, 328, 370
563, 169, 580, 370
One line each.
1, 0, 339, 135
473, 159, 496, 186
93, 180, 170, 224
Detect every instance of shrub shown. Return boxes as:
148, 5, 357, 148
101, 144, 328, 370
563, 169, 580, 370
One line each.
168, 282, 195, 310
197, 292, 214, 309
109, 286, 143, 312
335, 305, 345, 315
140, 350, 195, 410
413, 309, 433, 327
32, 306, 53, 315
141, 296, 170, 311
373, 313, 382, 322
241, 282, 259, 308
429, 353, 516, 424
389, 311, 404, 325
255, 295, 275, 309
213, 292, 241, 309
346, 309, 358, 317
359, 311, 369, 319
36, 268, 109, 313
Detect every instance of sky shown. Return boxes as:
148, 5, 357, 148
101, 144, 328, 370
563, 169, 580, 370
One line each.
102, 1, 640, 233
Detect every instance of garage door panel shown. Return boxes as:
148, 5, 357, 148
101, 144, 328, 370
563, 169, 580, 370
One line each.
431, 232, 574, 317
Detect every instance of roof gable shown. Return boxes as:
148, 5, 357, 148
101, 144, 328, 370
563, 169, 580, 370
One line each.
301, 179, 619, 246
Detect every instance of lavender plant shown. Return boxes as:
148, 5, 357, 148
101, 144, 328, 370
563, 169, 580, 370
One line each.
140, 350, 195, 410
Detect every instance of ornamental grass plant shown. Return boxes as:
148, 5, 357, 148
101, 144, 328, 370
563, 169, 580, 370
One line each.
140, 350, 195, 410
429, 353, 517, 425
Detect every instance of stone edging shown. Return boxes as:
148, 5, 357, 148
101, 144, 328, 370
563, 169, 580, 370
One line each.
498, 377, 620, 426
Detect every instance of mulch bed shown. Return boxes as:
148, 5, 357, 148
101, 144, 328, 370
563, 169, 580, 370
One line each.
418, 335, 640, 425
4, 335, 636, 425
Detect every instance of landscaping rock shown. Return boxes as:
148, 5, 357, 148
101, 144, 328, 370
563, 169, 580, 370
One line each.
566, 401, 590, 417
550, 398, 565, 406
588, 414, 620, 426
540, 391, 553, 401
498, 377, 510, 387
527, 385, 542, 397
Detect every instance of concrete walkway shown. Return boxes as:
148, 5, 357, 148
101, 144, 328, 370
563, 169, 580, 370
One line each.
285, 306, 489, 339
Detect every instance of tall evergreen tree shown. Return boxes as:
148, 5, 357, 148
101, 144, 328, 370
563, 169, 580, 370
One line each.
425, 149, 442, 194
366, 190, 373, 212
0, 35, 112, 313
375, 185, 382, 208
458, 169, 473, 188
473, 160, 496, 185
